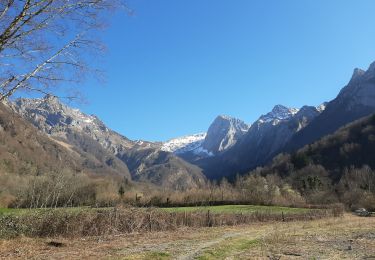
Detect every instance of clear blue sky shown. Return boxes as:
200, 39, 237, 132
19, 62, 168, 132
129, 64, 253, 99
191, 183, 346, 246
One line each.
74, 0, 375, 141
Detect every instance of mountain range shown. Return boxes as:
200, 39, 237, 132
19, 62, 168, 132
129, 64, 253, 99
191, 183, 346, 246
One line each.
10, 95, 206, 190
2, 60, 375, 187
177, 61, 375, 179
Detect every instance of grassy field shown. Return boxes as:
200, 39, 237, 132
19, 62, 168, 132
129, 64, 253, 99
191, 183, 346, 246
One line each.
0, 208, 62, 216
0, 207, 45, 216
0, 208, 16, 215
160, 204, 311, 214
0, 214, 374, 259
0, 207, 113, 216
0, 204, 312, 216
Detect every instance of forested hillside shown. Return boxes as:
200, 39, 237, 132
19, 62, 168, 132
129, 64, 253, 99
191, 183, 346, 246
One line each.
246, 113, 375, 210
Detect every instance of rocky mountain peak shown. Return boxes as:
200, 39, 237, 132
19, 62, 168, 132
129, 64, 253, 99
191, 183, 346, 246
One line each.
316, 102, 327, 112
294, 106, 320, 121
217, 114, 229, 120
213, 115, 249, 131
13, 95, 104, 134
273, 104, 289, 111
336, 60, 375, 109
367, 61, 375, 74
44, 94, 58, 101
9, 96, 206, 189
351, 68, 366, 82
298, 105, 318, 113
202, 115, 249, 154
258, 105, 299, 124
12, 96, 142, 154
40, 94, 63, 110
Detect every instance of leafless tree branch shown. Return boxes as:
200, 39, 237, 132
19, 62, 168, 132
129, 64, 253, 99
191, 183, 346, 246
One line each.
0, 0, 125, 100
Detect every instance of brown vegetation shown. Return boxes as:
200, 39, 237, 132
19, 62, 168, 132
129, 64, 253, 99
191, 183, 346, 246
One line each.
0, 214, 373, 259
1, 107, 375, 214
246, 114, 375, 211
0, 206, 342, 239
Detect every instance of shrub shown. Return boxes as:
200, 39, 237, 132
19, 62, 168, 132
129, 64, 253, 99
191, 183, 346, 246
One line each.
0, 206, 342, 239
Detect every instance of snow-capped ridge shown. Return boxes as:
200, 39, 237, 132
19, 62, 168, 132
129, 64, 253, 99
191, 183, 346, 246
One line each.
316, 102, 327, 112
161, 133, 206, 154
258, 105, 299, 124
161, 115, 250, 158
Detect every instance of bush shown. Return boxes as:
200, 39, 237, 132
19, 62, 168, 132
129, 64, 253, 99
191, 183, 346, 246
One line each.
0, 206, 342, 239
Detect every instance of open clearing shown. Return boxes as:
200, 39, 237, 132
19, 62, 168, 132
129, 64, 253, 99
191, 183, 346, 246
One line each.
0, 204, 311, 217
160, 205, 311, 214
1, 214, 374, 259
0, 207, 106, 217
0, 207, 101, 216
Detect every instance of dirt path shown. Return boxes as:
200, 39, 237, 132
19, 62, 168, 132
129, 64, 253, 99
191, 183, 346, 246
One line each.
176, 231, 249, 260
1, 214, 375, 259
176, 227, 273, 260
176, 232, 238, 260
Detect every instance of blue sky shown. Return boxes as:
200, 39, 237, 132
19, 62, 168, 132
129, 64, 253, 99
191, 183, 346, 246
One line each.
74, 0, 375, 141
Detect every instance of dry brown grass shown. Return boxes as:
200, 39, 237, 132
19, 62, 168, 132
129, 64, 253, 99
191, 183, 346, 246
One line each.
255, 214, 375, 259
0, 214, 374, 259
0, 206, 340, 239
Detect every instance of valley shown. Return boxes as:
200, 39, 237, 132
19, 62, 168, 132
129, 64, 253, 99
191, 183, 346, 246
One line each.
1, 1, 375, 258
1, 61, 375, 215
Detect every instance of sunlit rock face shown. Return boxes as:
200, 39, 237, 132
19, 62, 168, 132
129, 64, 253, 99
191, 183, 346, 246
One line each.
12, 95, 206, 189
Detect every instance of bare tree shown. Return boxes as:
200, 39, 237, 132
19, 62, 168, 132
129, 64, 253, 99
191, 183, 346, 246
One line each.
0, 0, 125, 101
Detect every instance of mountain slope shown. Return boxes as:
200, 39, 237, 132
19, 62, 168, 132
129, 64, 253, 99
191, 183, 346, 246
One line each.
0, 102, 128, 178
262, 113, 375, 181
196, 105, 323, 179
12, 95, 132, 179
119, 148, 206, 189
286, 62, 375, 151
161, 133, 207, 154
167, 115, 250, 163
12, 95, 206, 189
192, 61, 375, 180
202, 115, 249, 154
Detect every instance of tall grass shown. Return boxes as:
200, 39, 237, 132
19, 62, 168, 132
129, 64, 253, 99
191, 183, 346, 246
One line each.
0, 205, 343, 239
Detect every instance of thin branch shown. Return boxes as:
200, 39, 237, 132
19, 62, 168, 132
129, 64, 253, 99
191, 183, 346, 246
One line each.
23, 86, 79, 101
0, 35, 83, 101
0, 0, 15, 20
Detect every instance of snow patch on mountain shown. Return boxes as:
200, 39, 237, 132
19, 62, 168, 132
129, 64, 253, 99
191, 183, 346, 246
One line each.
258, 105, 299, 125
316, 102, 328, 112
161, 133, 207, 154
162, 115, 249, 158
